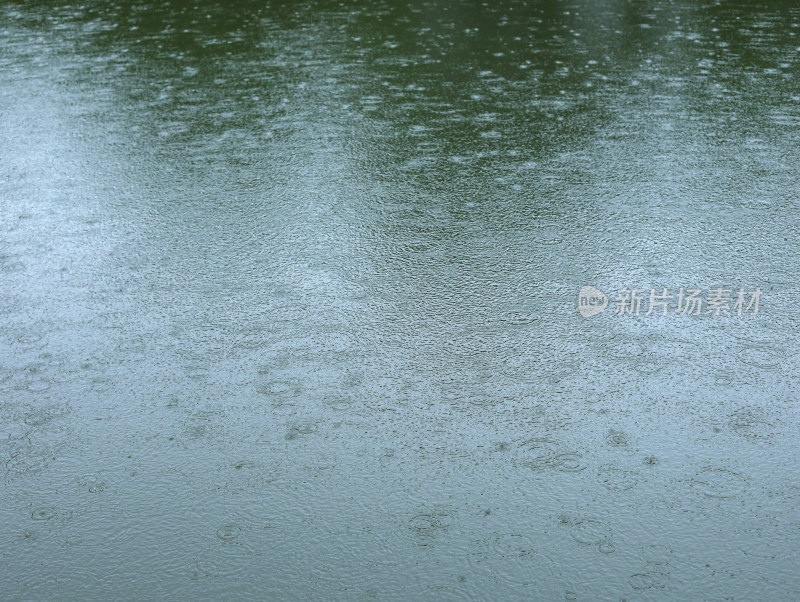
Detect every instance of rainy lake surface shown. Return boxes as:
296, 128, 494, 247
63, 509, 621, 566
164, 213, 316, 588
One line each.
1, 0, 800, 599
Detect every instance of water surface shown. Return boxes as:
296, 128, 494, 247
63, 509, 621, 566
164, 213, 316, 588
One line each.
1, 0, 799, 599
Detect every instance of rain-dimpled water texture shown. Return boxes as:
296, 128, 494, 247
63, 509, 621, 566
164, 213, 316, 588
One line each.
1, 0, 799, 599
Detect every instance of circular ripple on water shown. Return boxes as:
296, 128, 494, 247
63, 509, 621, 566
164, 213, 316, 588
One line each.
639, 544, 675, 566
114, 338, 148, 358
532, 227, 565, 248
5, 453, 52, 477
398, 583, 475, 601
515, 439, 586, 472
215, 459, 281, 487
17, 530, 38, 543
605, 430, 630, 447
550, 453, 587, 472
571, 520, 612, 545
560, 516, 614, 549
190, 543, 257, 580
215, 524, 242, 543
727, 407, 773, 441
23, 405, 69, 426
259, 380, 296, 395
690, 467, 748, 498
490, 533, 537, 558
407, 512, 454, 544
629, 571, 669, 590
322, 395, 361, 413
285, 421, 318, 440
16, 333, 44, 349
498, 310, 540, 326
30, 507, 57, 521
736, 346, 781, 370
513, 438, 559, 466
441, 332, 496, 358
257, 380, 301, 405
185, 369, 208, 381
77, 474, 106, 493
476, 549, 559, 590
598, 466, 642, 491
182, 420, 210, 440
489, 441, 512, 454
712, 370, 737, 387
633, 357, 664, 375
24, 379, 52, 393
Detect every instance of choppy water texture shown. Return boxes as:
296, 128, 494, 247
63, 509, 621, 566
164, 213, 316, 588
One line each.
1, 0, 799, 599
